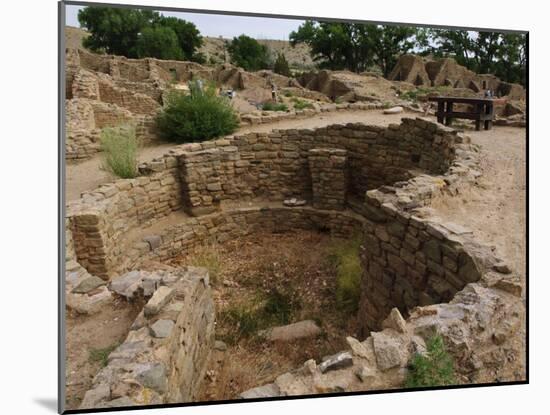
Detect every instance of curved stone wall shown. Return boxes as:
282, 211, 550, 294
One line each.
68, 116, 525, 401
68, 118, 464, 279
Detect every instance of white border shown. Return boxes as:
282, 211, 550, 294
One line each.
2, 0, 546, 414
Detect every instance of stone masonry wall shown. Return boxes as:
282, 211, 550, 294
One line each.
68, 118, 467, 279
67, 162, 183, 279
309, 148, 348, 210
169, 118, 459, 215
79, 267, 215, 409
133, 207, 366, 269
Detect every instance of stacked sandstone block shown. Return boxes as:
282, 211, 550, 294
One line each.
308, 148, 348, 210
79, 267, 215, 409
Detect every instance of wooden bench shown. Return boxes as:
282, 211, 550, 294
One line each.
428, 96, 495, 131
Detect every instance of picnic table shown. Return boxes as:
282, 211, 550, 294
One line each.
428, 96, 496, 131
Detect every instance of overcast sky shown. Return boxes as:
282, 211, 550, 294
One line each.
65, 5, 305, 40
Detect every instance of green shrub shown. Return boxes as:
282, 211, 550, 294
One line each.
262, 102, 288, 112
405, 335, 457, 388
291, 97, 314, 110
100, 124, 140, 179
156, 80, 239, 143
327, 235, 362, 313
274, 52, 291, 77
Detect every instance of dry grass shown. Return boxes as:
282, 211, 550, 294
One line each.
100, 124, 141, 179
187, 243, 222, 284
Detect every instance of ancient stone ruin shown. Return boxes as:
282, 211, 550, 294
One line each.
66, 116, 524, 408
388, 54, 525, 100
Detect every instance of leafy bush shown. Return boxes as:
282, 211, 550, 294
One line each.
100, 124, 140, 179
405, 335, 457, 388
262, 102, 288, 112
291, 97, 314, 110
227, 34, 271, 71
274, 52, 291, 77
327, 235, 362, 313
156, 80, 239, 143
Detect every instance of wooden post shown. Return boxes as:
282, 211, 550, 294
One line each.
437, 101, 444, 124
475, 103, 482, 131
484, 102, 493, 130
445, 101, 454, 126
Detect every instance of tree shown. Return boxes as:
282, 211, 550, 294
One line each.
364, 25, 417, 76
273, 53, 291, 77
427, 29, 527, 85
227, 35, 271, 71
290, 22, 370, 71
78, 6, 204, 63
135, 27, 183, 60
155, 16, 203, 60
290, 21, 418, 74
78, 7, 158, 57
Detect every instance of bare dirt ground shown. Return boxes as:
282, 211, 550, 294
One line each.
168, 231, 359, 401
431, 125, 527, 279
65, 298, 143, 409
65, 110, 411, 201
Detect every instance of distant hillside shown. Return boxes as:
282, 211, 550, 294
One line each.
200, 36, 315, 69
64, 26, 315, 69
65, 26, 89, 50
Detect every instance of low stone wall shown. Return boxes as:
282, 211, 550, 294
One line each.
65, 98, 161, 161
239, 101, 383, 126
67, 118, 469, 277
163, 118, 461, 215
134, 206, 365, 268
67, 164, 183, 278
97, 77, 160, 115
79, 267, 215, 409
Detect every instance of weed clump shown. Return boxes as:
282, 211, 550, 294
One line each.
218, 289, 297, 344
100, 124, 140, 179
88, 343, 119, 367
405, 335, 457, 388
291, 97, 314, 110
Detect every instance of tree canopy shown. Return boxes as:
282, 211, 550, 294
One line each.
78, 6, 203, 61
425, 30, 526, 85
227, 35, 271, 71
290, 21, 526, 85
290, 21, 419, 75
134, 26, 184, 60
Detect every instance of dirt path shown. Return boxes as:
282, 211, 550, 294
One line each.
65, 110, 411, 202
65, 299, 142, 409
431, 125, 527, 278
